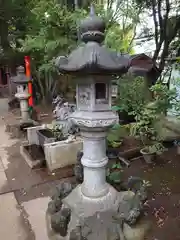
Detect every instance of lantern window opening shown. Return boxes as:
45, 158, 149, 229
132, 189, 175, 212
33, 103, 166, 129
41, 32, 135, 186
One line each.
95, 82, 108, 104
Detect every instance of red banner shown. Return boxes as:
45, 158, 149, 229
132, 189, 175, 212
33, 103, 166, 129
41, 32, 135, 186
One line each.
24, 56, 33, 107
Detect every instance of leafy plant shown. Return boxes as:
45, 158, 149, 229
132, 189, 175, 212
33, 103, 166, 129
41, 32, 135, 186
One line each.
108, 140, 122, 148
115, 74, 148, 117
107, 124, 129, 148
106, 163, 122, 183
130, 102, 163, 154
143, 143, 165, 155
131, 82, 176, 154
48, 124, 64, 141
150, 82, 178, 114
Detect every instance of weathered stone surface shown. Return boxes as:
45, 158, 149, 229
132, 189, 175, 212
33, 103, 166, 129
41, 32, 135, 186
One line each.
47, 208, 150, 240
44, 138, 83, 172
46, 178, 150, 240
123, 219, 151, 240
20, 143, 45, 169
27, 125, 43, 145
22, 197, 50, 240
0, 169, 11, 193
74, 151, 83, 183
51, 208, 71, 236
46, 182, 77, 239
0, 193, 29, 240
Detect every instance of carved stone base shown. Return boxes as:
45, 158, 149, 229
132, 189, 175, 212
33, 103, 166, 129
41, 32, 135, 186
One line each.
46, 182, 151, 240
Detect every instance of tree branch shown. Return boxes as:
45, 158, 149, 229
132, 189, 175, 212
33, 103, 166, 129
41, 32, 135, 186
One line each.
152, 0, 159, 46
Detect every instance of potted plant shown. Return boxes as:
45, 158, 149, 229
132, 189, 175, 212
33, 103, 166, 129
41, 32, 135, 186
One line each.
131, 103, 165, 164
140, 143, 165, 164
131, 82, 178, 163
37, 124, 66, 148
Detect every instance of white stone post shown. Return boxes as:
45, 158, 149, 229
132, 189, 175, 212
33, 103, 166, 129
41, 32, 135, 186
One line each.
16, 93, 30, 122
80, 131, 109, 198
12, 66, 32, 124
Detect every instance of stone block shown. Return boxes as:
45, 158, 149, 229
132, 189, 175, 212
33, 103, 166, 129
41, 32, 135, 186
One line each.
44, 139, 83, 172
20, 142, 45, 169
27, 125, 43, 145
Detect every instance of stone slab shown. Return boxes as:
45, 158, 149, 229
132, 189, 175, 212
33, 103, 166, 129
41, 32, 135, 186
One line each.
22, 197, 50, 240
0, 170, 11, 194
44, 139, 83, 172
0, 192, 33, 239
0, 158, 4, 170
20, 143, 44, 169
0, 98, 9, 115
27, 125, 43, 145
15, 178, 75, 204
4, 141, 73, 190
4, 149, 44, 190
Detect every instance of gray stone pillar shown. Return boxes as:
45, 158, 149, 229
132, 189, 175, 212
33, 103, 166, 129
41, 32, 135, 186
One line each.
11, 66, 32, 124
16, 92, 30, 123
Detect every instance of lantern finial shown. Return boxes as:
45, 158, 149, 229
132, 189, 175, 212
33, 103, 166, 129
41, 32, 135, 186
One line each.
79, 4, 105, 43
90, 3, 95, 16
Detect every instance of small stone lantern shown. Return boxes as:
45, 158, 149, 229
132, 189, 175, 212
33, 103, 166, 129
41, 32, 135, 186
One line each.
12, 66, 32, 124
46, 5, 150, 240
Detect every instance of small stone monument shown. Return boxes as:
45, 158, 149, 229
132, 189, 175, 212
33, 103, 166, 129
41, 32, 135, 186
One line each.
46, 5, 151, 240
12, 66, 34, 126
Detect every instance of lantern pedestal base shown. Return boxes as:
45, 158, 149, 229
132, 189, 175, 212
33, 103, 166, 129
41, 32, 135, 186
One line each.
46, 184, 151, 240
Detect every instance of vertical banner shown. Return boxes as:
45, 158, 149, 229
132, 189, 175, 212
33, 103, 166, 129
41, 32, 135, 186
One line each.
24, 56, 33, 107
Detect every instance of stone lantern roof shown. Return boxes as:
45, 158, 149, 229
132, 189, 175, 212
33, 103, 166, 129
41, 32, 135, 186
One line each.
12, 66, 29, 84
55, 5, 130, 76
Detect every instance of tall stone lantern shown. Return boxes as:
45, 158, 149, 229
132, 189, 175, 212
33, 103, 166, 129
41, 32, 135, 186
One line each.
47, 5, 150, 240
12, 66, 32, 125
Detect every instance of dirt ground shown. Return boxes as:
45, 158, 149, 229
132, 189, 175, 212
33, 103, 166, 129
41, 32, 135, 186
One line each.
122, 146, 180, 240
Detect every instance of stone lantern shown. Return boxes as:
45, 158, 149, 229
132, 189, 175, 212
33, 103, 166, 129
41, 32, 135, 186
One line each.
46, 5, 150, 240
12, 66, 32, 124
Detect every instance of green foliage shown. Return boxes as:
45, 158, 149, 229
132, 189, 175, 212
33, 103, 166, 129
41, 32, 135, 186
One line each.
20, 1, 85, 71
115, 74, 148, 116
48, 123, 64, 141
130, 102, 164, 154
150, 83, 178, 114
107, 139, 122, 148
18, 0, 87, 103
131, 82, 178, 154
107, 163, 122, 183
0, 0, 32, 64
107, 124, 129, 146
105, 23, 135, 53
